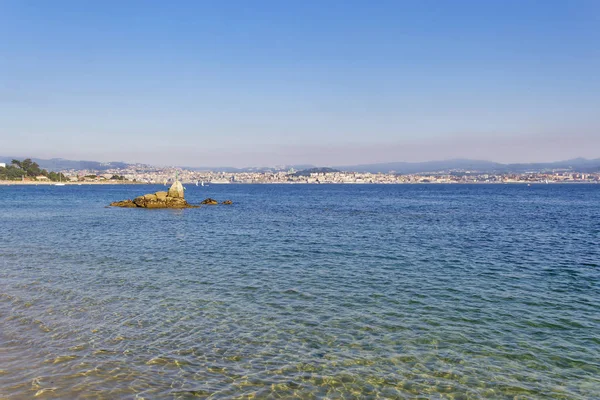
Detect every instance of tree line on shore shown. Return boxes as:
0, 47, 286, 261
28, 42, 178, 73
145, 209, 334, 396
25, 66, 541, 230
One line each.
0, 158, 67, 182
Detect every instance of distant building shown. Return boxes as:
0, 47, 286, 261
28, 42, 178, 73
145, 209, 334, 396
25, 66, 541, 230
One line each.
0, 162, 5, 168
36, 175, 50, 181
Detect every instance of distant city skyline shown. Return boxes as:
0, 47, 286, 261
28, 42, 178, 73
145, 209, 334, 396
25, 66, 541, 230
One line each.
1, 1, 599, 167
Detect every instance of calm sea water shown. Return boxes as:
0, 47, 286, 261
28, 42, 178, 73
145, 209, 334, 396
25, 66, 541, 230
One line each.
0, 184, 599, 399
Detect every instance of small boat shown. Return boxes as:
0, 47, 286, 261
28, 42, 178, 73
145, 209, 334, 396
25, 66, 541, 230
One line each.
55, 174, 66, 186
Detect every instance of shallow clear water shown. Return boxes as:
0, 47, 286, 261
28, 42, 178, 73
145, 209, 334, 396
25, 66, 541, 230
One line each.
0, 184, 599, 399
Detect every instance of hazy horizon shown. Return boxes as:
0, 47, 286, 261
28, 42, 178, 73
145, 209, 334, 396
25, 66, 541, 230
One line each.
3, 147, 599, 170
1, 1, 599, 167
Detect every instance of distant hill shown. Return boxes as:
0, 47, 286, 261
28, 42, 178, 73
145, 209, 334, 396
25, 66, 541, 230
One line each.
2, 156, 599, 174
500, 158, 600, 173
186, 164, 316, 173
335, 159, 502, 174
0, 157, 130, 171
290, 167, 340, 177
335, 158, 600, 174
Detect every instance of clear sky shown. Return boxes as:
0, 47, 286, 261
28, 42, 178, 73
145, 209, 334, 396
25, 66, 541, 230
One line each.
1, 0, 599, 167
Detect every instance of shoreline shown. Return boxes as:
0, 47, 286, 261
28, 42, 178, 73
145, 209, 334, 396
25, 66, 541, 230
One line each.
0, 181, 144, 186
1, 180, 597, 186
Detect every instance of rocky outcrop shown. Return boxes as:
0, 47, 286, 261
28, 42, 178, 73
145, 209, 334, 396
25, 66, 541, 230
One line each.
155, 191, 168, 201
110, 199, 137, 208
132, 194, 195, 208
110, 182, 198, 209
200, 198, 218, 205
110, 194, 197, 208
110, 182, 234, 208
167, 181, 184, 198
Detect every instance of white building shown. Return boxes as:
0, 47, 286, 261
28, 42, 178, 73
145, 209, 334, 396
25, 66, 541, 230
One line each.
0, 163, 5, 168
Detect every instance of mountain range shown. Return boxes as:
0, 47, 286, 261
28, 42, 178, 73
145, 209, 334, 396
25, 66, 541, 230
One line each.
0, 157, 130, 172
2, 156, 599, 174
335, 158, 600, 174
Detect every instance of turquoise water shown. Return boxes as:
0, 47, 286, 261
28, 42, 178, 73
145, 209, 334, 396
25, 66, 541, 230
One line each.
0, 184, 599, 399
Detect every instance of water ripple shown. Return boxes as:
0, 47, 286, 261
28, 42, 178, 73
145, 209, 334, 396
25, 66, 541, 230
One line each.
0, 184, 599, 398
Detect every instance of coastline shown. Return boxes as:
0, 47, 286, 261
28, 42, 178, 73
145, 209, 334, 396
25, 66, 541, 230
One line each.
0, 180, 145, 186
1, 180, 597, 186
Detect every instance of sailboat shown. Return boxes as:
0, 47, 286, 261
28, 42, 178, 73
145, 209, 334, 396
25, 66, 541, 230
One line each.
55, 174, 66, 186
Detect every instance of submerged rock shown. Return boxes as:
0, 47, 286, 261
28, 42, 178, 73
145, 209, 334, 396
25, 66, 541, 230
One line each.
222, 200, 233, 205
200, 198, 218, 205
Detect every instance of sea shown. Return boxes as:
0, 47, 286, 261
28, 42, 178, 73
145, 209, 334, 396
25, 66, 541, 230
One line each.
0, 184, 598, 399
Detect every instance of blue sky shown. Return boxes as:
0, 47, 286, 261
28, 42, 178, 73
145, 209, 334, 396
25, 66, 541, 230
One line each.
1, 0, 599, 167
